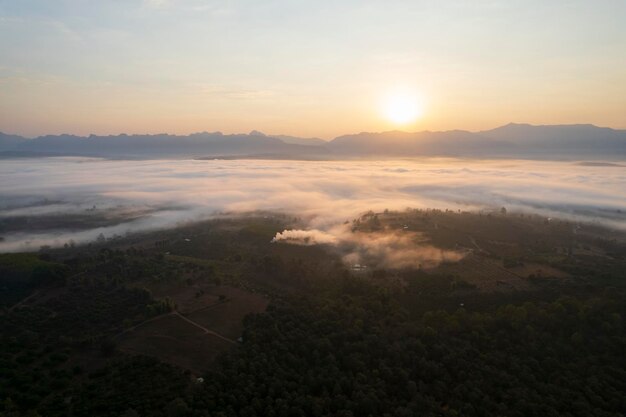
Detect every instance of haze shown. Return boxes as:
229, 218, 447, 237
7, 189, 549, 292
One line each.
2, 0, 626, 138
1, 157, 624, 253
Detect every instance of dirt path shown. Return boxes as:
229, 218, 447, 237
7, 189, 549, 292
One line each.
469, 237, 488, 254
173, 311, 235, 344
8, 290, 40, 312
114, 308, 235, 345
113, 311, 176, 338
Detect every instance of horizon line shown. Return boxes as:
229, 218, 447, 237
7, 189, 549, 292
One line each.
2, 121, 623, 141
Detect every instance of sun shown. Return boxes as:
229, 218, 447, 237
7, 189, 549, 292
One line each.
381, 90, 424, 125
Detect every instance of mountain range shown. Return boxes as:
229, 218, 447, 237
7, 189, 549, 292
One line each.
1, 123, 625, 160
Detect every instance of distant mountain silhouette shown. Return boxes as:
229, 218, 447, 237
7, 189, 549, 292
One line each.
274, 134, 327, 146
478, 123, 626, 156
247, 131, 327, 145
0, 131, 329, 159
328, 124, 626, 158
1, 124, 624, 159
0, 132, 25, 151
328, 130, 514, 156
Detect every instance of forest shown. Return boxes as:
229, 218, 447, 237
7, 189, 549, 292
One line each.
1, 210, 625, 417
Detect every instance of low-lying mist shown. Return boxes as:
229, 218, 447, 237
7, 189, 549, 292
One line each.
272, 226, 465, 269
1, 157, 624, 257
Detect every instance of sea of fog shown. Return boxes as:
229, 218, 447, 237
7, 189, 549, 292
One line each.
0, 157, 625, 253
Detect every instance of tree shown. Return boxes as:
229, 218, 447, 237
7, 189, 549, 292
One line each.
100, 339, 117, 357
165, 398, 191, 417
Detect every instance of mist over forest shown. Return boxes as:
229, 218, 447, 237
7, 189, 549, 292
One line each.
1, 157, 624, 253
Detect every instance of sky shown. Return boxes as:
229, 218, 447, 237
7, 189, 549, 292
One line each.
1, 0, 625, 138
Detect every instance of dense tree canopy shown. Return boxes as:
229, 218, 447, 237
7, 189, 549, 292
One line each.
1, 213, 625, 416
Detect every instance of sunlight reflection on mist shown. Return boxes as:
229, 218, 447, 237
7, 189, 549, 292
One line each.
0, 157, 624, 252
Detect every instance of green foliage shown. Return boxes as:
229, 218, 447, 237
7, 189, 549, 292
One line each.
69, 357, 191, 417
1, 213, 625, 417
194, 290, 625, 417
0, 253, 68, 307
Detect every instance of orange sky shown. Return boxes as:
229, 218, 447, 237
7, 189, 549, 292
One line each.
1, 1, 625, 138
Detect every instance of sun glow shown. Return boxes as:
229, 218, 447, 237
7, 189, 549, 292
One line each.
382, 91, 424, 125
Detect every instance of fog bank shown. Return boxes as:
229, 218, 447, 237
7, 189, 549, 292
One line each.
0, 157, 624, 253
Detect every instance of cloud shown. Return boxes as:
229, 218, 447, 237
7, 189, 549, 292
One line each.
0, 157, 624, 254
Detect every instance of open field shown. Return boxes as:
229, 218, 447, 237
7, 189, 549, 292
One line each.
116, 314, 233, 374
114, 284, 268, 372
434, 253, 530, 291
187, 286, 269, 339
